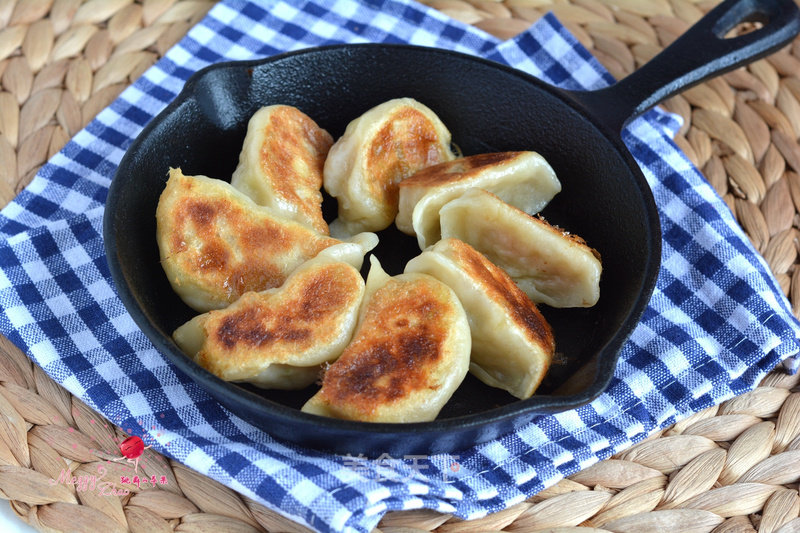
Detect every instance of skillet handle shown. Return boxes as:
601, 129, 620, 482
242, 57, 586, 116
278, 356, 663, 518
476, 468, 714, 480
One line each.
571, 0, 800, 133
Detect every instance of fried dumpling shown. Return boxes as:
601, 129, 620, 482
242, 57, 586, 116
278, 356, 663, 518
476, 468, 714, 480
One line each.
230, 105, 333, 234
396, 151, 561, 249
406, 238, 554, 399
440, 188, 601, 308
323, 98, 456, 236
156, 168, 377, 312
301, 256, 470, 422
172, 245, 366, 389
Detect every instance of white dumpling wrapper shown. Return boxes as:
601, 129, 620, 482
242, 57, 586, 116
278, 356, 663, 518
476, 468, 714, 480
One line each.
405, 238, 554, 399
323, 98, 455, 236
440, 188, 601, 308
396, 151, 561, 249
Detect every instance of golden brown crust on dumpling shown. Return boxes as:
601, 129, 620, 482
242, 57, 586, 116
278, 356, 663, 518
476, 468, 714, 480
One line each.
405, 238, 554, 399
231, 105, 332, 234
363, 105, 452, 208
205, 264, 358, 358
303, 259, 470, 422
323, 98, 455, 235
444, 238, 554, 352
400, 152, 521, 187
157, 168, 340, 311
321, 281, 450, 409
188, 261, 364, 381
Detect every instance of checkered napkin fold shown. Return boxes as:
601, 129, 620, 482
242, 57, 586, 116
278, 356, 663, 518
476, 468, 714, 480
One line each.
1, 0, 799, 531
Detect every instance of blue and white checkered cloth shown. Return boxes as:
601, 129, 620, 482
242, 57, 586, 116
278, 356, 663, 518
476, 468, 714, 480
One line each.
1, 1, 799, 531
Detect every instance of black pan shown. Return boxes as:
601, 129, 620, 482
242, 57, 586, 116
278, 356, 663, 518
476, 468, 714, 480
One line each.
104, 0, 800, 456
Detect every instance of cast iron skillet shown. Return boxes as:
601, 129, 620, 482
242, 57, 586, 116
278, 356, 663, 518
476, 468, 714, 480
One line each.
104, 0, 800, 456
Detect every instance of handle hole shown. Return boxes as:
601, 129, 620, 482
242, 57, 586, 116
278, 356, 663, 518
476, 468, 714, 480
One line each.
723, 20, 765, 39
713, 5, 770, 39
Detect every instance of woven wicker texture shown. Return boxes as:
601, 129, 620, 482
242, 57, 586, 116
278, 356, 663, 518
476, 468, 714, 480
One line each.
1, 0, 799, 531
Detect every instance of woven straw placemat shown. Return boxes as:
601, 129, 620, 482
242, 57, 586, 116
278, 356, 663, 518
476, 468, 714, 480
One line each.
1, 1, 799, 531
